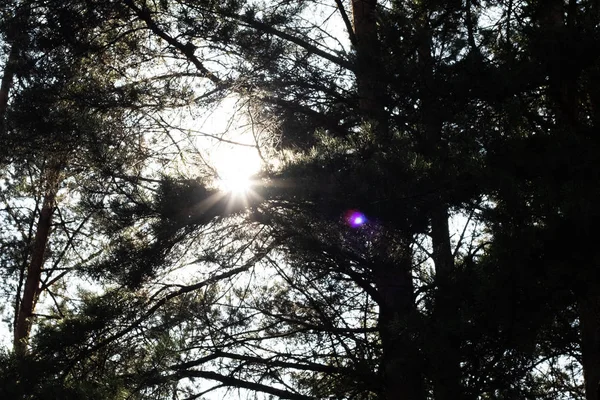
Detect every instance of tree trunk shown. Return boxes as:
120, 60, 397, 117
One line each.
579, 294, 600, 400
351, 0, 388, 132
351, 1, 426, 398
374, 249, 426, 400
416, 11, 464, 400
0, 44, 19, 129
538, 3, 600, 400
429, 207, 463, 400
14, 165, 61, 355
0, 2, 30, 133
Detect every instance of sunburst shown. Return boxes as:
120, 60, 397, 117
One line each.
212, 145, 261, 197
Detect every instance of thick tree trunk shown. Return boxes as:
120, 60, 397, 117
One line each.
374, 249, 426, 400
415, 13, 464, 400
14, 166, 61, 355
351, 1, 426, 398
579, 294, 600, 400
429, 207, 463, 400
0, 44, 19, 128
351, 0, 387, 131
0, 2, 29, 133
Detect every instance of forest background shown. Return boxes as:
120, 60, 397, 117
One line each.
1, 0, 599, 399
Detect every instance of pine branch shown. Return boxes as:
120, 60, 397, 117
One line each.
232, 13, 354, 71
122, 0, 224, 86
163, 369, 315, 400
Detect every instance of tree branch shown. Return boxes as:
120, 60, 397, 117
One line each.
335, 0, 358, 47
164, 369, 314, 400
122, 0, 224, 85
233, 13, 354, 71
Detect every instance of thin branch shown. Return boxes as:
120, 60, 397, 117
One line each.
123, 0, 224, 85
164, 369, 314, 400
171, 350, 370, 378
335, 0, 358, 46
135, 0, 354, 72
181, 384, 225, 400
247, 106, 267, 165
221, 9, 354, 70
40, 208, 93, 289
41, 248, 104, 290
63, 239, 284, 378
46, 289, 65, 319
452, 207, 476, 258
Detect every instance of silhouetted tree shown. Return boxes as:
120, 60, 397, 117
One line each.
2, 1, 599, 399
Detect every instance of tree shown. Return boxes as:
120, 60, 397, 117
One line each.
2, 0, 599, 399
0, 0, 210, 357
115, 0, 600, 398
480, 1, 600, 399
103, 0, 506, 398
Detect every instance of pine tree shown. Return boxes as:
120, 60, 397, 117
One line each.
119, 0, 599, 398
0, 0, 206, 359
2, 1, 599, 399
482, 1, 600, 399
113, 0, 487, 398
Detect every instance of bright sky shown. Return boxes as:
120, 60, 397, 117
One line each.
188, 95, 265, 194
212, 143, 261, 193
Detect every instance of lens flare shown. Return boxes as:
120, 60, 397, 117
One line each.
346, 210, 367, 228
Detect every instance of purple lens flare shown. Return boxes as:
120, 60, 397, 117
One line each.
346, 210, 367, 227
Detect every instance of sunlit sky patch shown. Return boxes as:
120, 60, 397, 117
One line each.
172, 94, 267, 197
212, 144, 262, 195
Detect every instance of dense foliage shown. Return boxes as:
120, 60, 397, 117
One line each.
1, 0, 599, 399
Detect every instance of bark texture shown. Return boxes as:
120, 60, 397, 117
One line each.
351, 0, 387, 130
374, 249, 426, 400
14, 166, 61, 355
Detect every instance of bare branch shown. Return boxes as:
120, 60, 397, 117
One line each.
122, 0, 224, 85
164, 369, 314, 400
335, 0, 358, 46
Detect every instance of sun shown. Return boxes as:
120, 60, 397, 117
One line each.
212, 145, 261, 195
218, 170, 254, 194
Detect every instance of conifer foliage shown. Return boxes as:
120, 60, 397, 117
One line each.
1, 1, 599, 399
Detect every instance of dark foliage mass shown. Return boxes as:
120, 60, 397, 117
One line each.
0, 0, 599, 399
